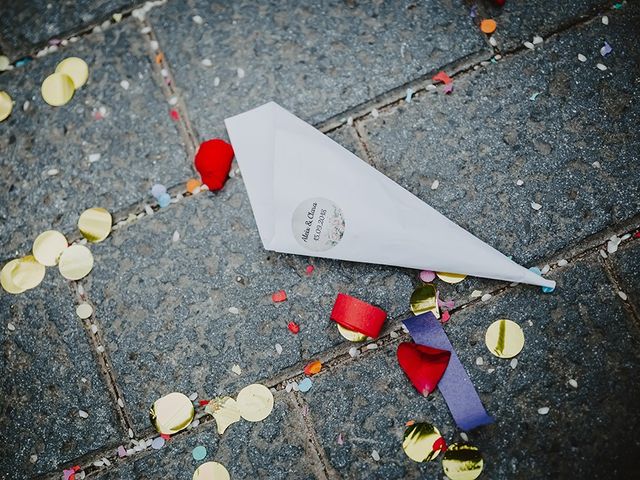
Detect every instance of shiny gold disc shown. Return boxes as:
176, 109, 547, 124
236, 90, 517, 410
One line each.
436, 272, 467, 284
193, 462, 230, 480
11, 255, 46, 290
1, 259, 26, 294
58, 244, 94, 280
410, 284, 440, 318
442, 443, 484, 480
78, 207, 112, 243
205, 397, 241, 434
33, 230, 68, 266
41, 72, 75, 106
485, 319, 524, 359
337, 323, 368, 342
402, 422, 444, 462
150, 392, 195, 435
236, 384, 274, 422
55, 57, 89, 89
0, 90, 12, 122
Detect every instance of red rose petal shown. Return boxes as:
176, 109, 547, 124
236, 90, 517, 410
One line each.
397, 342, 451, 396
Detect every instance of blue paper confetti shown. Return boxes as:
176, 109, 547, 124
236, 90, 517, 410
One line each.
298, 377, 313, 393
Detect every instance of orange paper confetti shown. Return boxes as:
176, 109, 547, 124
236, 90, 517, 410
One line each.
304, 360, 322, 376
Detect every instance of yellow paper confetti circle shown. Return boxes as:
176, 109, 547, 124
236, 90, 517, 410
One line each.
1, 259, 26, 294
78, 207, 112, 242
193, 462, 230, 480
402, 422, 444, 462
41, 72, 75, 106
76, 303, 94, 319
236, 384, 274, 422
442, 443, 484, 480
55, 57, 89, 89
150, 392, 194, 435
0, 90, 13, 122
58, 244, 94, 280
337, 324, 368, 342
410, 284, 440, 318
436, 272, 467, 284
11, 255, 46, 290
205, 397, 241, 435
33, 230, 68, 266
485, 319, 524, 358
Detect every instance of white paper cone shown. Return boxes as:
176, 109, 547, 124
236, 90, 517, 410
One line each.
224, 102, 555, 289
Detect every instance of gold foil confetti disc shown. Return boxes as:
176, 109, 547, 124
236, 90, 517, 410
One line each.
205, 397, 241, 434
402, 422, 444, 462
436, 272, 467, 284
193, 462, 230, 480
236, 384, 274, 422
485, 319, 524, 358
442, 443, 484, 480
1, 259, 26, 294
76, 303, 93, 319
0, 90, 12, 122
78, 207, 112, 243
58, 244, 94, 280
410, 284, 440, 318
337, 323, 368, 342
150, 392, 194, 435
33, 230, 68, 266
41, 72, 75, 106
11, 255, 46, 290
55, 57, 89, 88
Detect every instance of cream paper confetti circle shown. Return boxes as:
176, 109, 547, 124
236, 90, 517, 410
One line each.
41, 72, 75, 106
150, 392, 195, 435
442, 443, 484, 480
78, 207, 112, 242
485, 319, 524, 358
0, 90, 12, 122
76, 303, 94, 319
11, 255, 46, 290
58, 244, 94, 280
1, 259, 26, 294
193, 462, 230, 480
55, 57, 89, 89
33, 230, 68, 266
236, 384, 274, 422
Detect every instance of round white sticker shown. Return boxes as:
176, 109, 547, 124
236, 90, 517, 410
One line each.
292, 197, 345, 252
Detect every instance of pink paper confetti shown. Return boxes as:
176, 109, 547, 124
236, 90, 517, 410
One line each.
419, 270, 436, 282
337, 433, 344, 445
306, 265, 314, 274
441, 311, 451, 323
117, 445, 127, 458
443, 83, 454, 94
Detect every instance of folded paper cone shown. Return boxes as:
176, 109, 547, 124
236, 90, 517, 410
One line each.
224, 102, 556, 289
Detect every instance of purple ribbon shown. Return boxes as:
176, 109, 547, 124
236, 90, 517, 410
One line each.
403, 312, 493, 431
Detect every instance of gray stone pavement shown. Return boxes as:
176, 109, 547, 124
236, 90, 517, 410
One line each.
0, 1, 639, 479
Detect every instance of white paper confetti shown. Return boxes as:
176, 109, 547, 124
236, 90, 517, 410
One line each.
231, 364, 242, 375
7, 323, 15, 331
516, 179, 524, 186
557, 259, 568, 266
430, 180, 439, 190
524, 41, 535, 50
538, 407, 550, 415
602, 15, 609, 25
596, 63, 608, 71
192, 15, 203, 24
120, 80, 130, 90
481, 293, 492, 302
275, 343, 283, 355
475, 356, 484, 366
228, 307, 239, 314
237, 68, 245, 78
471, 290, 483, 298
510, 358, 518, 369
172, 230, 180, 242
568, 379, 578, 388
618, 291, 628, 301
531, 202, 542, 211
577, 53, 587, 62
78, 410, 89, 419
371, 108, 379, 118
371, 450, 381, 461
532, 35, 543, 45
201, 58, 212, 67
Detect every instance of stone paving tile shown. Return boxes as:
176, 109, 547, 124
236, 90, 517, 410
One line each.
0, 18, 191, 257
93, 393, 320, 479
609, 238, 640, 314
303, 253, 640, 479
149, 0, 489, 139
359, 3, 640, 267
86, 174, 415, 432
0, 0, 141, 61
0, 274, 123, 477
478, 0, 610, 51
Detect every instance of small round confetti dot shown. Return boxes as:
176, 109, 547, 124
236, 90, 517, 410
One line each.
33, 230, 68, 266
485, 319, 524, 358
419, 270, 436, 282
0, 90, 13, 122
76, 303, 93, 319
41, 72, 75, 106
402, 422, 444, 462
192, 446, 207, 461
58, 244, 94, 280
298, 377, 313, 392
11, 255, 46, 290
442, 443, 483, 480
158, 193, 171, 208
78, 207, 112, 243
436, 272, 467, 284
480, 19, 497, 34
186, 178, 201, 193
150, 392, 194, 435
55, 57, 89, 89
151, 184, 167, 198
193, 462, 230, 480
236, 384, 274, 422
151, 437, 165, 449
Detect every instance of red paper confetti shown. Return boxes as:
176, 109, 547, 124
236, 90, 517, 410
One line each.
432, 71, 452, 85
272, 290, 287, 303
397, 342, 451, 397
330, 293, 387, 338
287, 321, 300, 334
634, 231, 640, 238
194, 138, 234, 191
432, 436, 448, 452
160, 433, 172, 441
199, 400, 210, 406
305, 265, 314, 274
304, 360, 322, 376
169, 109, 179, 121
441, 311, 451, 323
